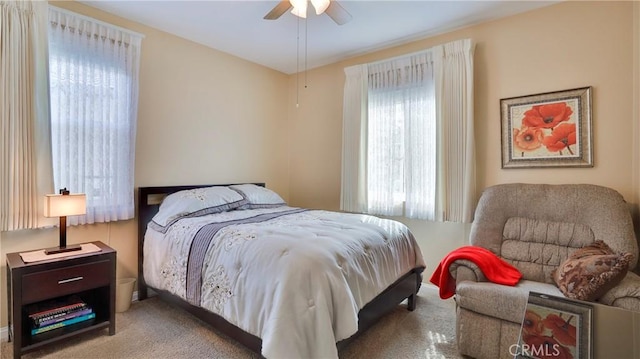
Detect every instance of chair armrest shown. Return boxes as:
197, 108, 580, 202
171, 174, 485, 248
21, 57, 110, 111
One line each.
448, 259, 488, 283
599, 271, 640, 312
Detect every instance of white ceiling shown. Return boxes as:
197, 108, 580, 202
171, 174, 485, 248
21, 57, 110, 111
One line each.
78, 0, 557, 74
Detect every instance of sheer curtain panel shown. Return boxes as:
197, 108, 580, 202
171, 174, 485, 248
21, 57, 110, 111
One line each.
367, 52, 436, 219
1, 1, 53, 231
48, 7, 143, 225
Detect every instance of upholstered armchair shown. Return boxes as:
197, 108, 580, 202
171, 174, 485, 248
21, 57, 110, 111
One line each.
451, 183, 640, 359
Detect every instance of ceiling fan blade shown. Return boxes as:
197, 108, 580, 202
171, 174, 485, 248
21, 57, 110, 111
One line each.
325, 1, 352, 25
264, 1, 292, 20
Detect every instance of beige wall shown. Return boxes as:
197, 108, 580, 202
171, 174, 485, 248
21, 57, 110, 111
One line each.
287, 1, 639, 275
0, 1, 289, 327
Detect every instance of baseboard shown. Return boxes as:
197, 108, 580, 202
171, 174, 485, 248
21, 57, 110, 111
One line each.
1, 290, 140, 343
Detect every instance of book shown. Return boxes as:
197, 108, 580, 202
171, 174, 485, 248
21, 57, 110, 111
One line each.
30, 302, 91, 325
34, 307, 93, 328
26, 295, 87, 321
31, 312, 96, 335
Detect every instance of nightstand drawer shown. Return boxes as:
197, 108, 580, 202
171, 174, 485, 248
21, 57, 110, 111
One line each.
22, 260, 111, 304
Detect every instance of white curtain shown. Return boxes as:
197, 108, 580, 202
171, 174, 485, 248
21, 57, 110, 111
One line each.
340, 64, 368, 213
367, 52, 436, 218
433, 39, 475, 222
341, 38, 474, 223
48, 7, 142, 225
0, 0, 54, 231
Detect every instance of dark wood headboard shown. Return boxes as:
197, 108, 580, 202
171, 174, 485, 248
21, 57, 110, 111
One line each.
136, 183, 265, 300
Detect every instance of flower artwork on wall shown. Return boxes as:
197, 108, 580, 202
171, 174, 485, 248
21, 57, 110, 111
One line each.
515, 292, 592, 359
501, 87, 593, 168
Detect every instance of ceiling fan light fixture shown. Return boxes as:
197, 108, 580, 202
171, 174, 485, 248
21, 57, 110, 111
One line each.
310, 0, 330, 15
264, 0, 351, 25
290, 0, 307, 18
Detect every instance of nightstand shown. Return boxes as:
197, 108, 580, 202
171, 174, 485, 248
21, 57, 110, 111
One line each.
6, 241, 116, 359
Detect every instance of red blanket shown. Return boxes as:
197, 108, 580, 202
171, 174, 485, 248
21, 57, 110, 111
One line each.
429, 246, 522, 299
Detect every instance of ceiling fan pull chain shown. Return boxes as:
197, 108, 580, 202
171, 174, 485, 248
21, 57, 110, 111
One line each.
305, 16, 308, 89
296, 15, 300, 108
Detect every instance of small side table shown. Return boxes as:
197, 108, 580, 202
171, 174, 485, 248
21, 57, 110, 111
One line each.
6, 241, 116, 358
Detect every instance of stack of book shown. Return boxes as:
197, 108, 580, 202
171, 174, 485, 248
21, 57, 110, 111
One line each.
26, 296, 95, 335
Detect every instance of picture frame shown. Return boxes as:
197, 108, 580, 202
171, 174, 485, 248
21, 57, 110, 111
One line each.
515, 291, 593, 359
500, 87, 593, 168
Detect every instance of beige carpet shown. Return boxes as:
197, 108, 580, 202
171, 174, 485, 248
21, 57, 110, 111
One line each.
2, 284, 461, 359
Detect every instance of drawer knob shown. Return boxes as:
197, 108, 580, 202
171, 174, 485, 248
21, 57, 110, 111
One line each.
58, 276, 84, 284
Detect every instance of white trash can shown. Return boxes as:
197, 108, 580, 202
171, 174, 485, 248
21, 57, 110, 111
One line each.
116, 277, 136, 313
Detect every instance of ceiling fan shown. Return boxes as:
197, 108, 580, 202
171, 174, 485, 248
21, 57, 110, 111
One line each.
264, 0, 353, 25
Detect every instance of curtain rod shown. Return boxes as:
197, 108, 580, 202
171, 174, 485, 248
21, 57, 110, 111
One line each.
49, 5, 145, 40
365, 47, 432, 67
349, 38, 473, 69
344, 48, 432, 71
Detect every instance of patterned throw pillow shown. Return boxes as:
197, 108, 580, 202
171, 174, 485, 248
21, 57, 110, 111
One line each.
552, 240, 632, 301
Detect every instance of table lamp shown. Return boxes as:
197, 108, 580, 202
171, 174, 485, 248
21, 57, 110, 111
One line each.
44, 188, 86, 255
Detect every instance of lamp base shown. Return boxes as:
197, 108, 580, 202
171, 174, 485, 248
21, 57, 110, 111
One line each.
45, 244, 82, 255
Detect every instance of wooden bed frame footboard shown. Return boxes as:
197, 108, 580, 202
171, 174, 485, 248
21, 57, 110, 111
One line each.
137, 184, 424, 355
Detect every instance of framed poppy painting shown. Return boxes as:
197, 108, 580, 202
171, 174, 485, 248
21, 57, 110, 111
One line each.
501, 87, 593, 168
515, 292, 593, 359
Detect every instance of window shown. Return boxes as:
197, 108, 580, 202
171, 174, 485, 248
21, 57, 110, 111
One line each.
48, 7, 142, 225
366, 63, 437, 219
367, 98, 407, 213
341, 39, 475, 222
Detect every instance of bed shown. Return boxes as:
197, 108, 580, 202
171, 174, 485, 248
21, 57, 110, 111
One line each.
137, 183, 426, 358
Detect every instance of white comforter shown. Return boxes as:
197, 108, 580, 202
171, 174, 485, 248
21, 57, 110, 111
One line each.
144, 206, 425, 358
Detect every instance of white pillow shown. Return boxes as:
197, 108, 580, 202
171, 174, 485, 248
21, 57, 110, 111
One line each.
151, 186, 246, 231
229, 184, 286, 209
